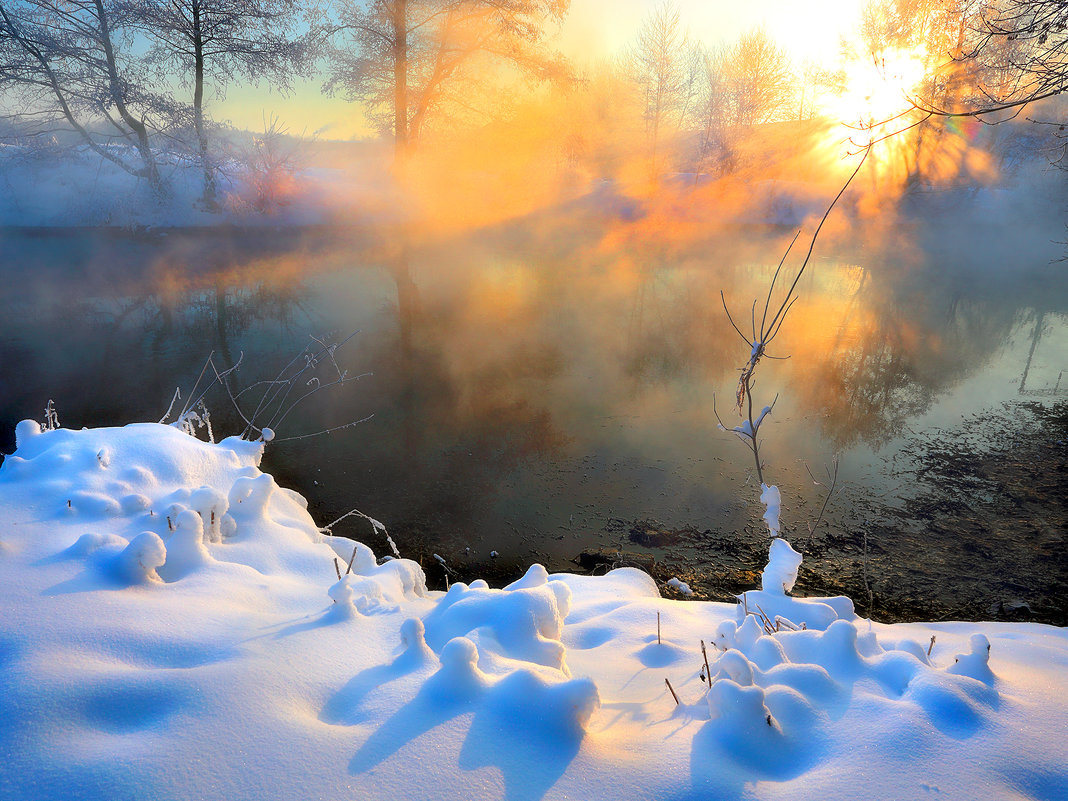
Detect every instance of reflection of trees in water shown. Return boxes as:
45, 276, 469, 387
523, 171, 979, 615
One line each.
799, 257, 1054, 448
524, 224, 1058, 451
0, 231, 312, 451
1017, 310, 1067, 395
353, 243, 572, 552
800, 293, 1008, 448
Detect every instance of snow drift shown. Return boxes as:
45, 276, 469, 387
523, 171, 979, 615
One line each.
0, 421, 1065, 801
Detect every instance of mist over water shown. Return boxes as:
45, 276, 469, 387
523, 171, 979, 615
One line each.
1, 167, 1065, 623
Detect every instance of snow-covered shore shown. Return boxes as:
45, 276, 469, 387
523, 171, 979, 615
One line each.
0, 421, 1065, 801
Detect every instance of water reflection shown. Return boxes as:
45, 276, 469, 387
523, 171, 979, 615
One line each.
0, 214, 1064, 622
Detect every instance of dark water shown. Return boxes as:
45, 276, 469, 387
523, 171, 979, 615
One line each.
1, 205, 1065, 624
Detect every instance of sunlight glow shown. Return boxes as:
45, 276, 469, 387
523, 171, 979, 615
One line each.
829, 46, 929, 131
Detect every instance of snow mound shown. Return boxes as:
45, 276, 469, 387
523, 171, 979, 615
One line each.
1, 420, 1065, 801
692, 539, 1004, 775
422, 563, 574, 675
324, 537, 427, 606
0, 422, 347, 583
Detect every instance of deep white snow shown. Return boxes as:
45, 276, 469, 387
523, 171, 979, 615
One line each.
0, 421, 1065, 801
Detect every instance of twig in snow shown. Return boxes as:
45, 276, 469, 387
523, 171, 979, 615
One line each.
159, 388, 182, 424
434, 554, 452, 590
755, 604, 776, 635
665, 678, 680, 706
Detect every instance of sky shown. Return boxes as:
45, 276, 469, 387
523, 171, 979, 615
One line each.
220, 0, 865, 140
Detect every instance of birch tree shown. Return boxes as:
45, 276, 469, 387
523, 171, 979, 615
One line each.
623, 1, 691, 175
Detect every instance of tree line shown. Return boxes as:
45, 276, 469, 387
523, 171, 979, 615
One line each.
0, 0, 1064, 209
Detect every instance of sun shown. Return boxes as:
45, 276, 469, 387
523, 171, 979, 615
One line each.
830, 45, 929, 131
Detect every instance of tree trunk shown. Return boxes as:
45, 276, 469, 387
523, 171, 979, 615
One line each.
92, 0, 162, 196
192, 0, 216, 208
392, 0, 409, 172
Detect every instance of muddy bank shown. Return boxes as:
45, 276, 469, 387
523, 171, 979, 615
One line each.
408, 400, 1066, 627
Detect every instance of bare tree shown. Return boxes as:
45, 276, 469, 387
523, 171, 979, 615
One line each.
797, 59, 833, 121
622, 1, 698, 177
720, 27, 796, 128
980, 1, 1068, 98
919, 0, 1068, 162
322, 0, 571, 169
0, 0, 168, 192
119, 0, 310, 207
693, 43, 731, 177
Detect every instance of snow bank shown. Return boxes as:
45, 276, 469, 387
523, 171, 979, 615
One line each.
1, 421, 1066, 801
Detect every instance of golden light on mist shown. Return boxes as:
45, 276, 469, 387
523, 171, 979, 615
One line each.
831, 46, 929, 132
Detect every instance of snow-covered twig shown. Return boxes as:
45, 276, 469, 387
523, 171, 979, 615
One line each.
42, 399, 60, 431
321, 508, 399, 558
239, 331, 367, 441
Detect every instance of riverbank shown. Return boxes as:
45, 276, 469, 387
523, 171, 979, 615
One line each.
0, 420, 1065, 801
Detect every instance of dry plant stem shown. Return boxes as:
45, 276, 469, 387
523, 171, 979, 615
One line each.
657, 611, 661, 645
345, 545, 359, 575
755, 604, 776, 635
272, 414, 375, 444
665, 678, 681, 706
806, 457, 840, 537
262, 333, 361, 431
701, 640, 711, 687
716, 143, 871, 506
159, 387, 182, 424
862, 530, 874, 612
178, 351, 244, 423
928, 636, 936, 657
745, 373, 763, 484
208, 355, 254, 430
333, 558, 342, 581
712, 392, 777, 487
238, 331, 362, 439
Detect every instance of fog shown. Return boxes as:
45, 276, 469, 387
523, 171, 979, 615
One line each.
2, 0, 1067, 621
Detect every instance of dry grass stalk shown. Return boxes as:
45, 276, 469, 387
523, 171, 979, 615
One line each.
665, 678, 680, 706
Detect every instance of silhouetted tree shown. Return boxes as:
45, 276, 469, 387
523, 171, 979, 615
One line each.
120, 0, 310, 207
0, 0, 168, 192
323, 0, 571, 169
